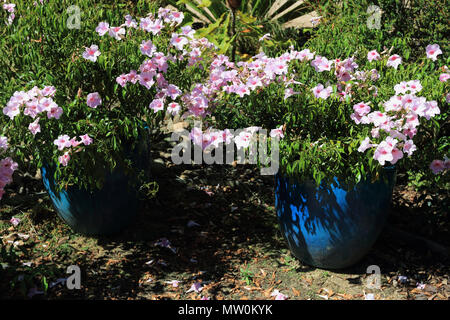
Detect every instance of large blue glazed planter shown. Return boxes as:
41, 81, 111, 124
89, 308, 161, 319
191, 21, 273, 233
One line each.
275, 166, 396, 269
41, 134, 151, 236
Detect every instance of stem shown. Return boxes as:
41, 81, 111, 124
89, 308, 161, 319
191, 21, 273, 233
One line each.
230, 8, 237, 62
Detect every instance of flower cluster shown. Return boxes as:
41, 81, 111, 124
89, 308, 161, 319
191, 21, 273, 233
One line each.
93, 10, 217, 119
0, 136, 18, 200
53, 134, 93, 167
3, 86, 60, 124
2, 2, 15, 25
354, 80, 440, 166
2, 86, 93, 184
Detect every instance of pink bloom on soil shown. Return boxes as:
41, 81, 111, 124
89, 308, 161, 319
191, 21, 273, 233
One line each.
10, 217, 20, 227
271, 289, 288, 300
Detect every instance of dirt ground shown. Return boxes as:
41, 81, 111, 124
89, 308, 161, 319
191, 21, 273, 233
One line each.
0, 139, 449, 300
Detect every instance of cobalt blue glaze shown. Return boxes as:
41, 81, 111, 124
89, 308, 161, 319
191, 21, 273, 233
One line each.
275, 167, 396, 269
41, 133, 151, 236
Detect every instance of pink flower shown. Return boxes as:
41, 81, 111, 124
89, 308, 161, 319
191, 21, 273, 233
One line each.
166, 84, 181, 100
407, 80, 422, 94
3, 4, 15, 13
284, 87, 300, 100
373, 138, 397, 165
54, 135, 72, 151
259, 33, 271, 42
430, 160, 445, 174
246, 77, 262, 90
312, 84, 332, 99
353, 102, 371, 117
425, 44, 442, 61
41, 86, 56, 97
123, 15, 138, 28
234, 84, 250, 98
140, 40, 156, 57
10, 217, 20, 227
165, 280, 180, 288
28, 118, 41, 135
69, 137, 81, 148
116, 74, 128, 87
390, 148, 404, 164
181, 25, 195, 39
168, 11, 184, 25
139, 72, 155, 89
47, 106, 63, 120
82, 44, 101, 62
270, 126, 284, 139
368, 111, 388, 127
402, 140, 416, 156
271, 289, 288, 300
358, 137, 373, 153
86, 92, 102, 108
394, 81, 409, 95
58, 152, 70, 167
108, 26, 126, 40
292, 49, 314, 62
95, 22, 109, 36
234, 131, 253, 149
439, 73, 450, 82
374, 144, 393, 165
80, 134, 93, 146
0, 136, 8, 150
387, 54, 402, 69
423, 100, 440, 120
167, 102, 181, 115
367, 50, 381, 62
311, 56, 332, 72
186, 282, 203, 293
126, 70, 139, 84
170, 33, 188, 50
149, 98, 164, 113
3, 102, 21, 120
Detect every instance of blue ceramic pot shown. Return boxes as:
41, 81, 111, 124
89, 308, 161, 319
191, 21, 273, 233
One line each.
275, 167, 396, 269
41, 134, 151, 236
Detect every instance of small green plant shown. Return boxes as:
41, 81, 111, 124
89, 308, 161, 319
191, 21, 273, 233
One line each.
240, 264, 254, 285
